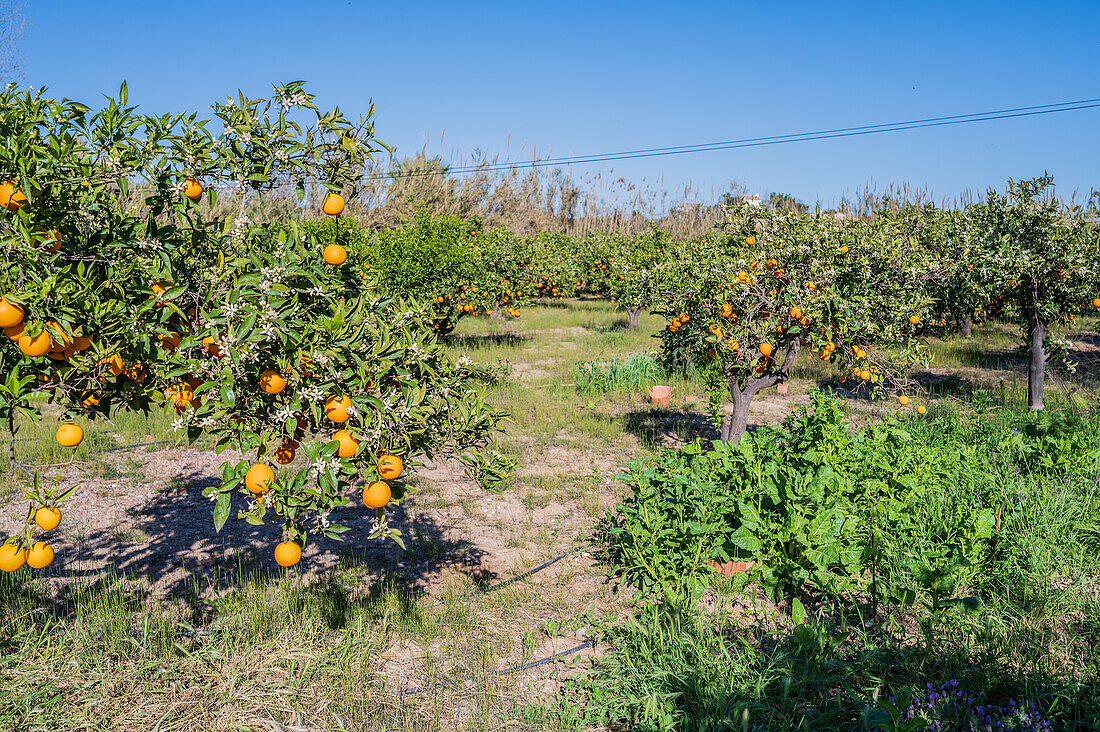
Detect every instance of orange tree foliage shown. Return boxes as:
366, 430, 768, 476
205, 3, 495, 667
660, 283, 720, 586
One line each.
654, 203, 937, 441
0, 82, 509, 564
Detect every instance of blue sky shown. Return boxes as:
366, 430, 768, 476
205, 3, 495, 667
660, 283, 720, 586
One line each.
16, 1, 1100, 208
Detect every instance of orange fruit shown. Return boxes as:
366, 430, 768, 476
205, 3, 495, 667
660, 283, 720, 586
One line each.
789, 306, 802, 320
4, 321, 25, 341
0, 181, 27, 212
81, 390, 102, 408
56, 424, 83, 447
909, 315, 920, 325
759, 343, 773, 357
377, 454, 403, 480
202, 336, 223, 358
321, 192, 345, 216
745, 236, 756, 246
917, 405, 927, 415
0, 544, 26, 572
274, 440, 298, 465
323, 243, 347, 265
26, 542, 54, 569
125, 364, 148, 383
274, 540, 302, 567
898, 395, 910, 405
34, 506, 61, 531
325, 395, 352, 424
859, 370, 870, 381
18, 329, 51, 357
182, 178, 203, 201
165, 384, 196, 413
0, 297, 24, 329
804, 281, 816, 291
103, 353, 126, 377
158, 330, 183, 351
259, 369, 287, 395
362, 480, 392, 509
72, 335, 93, 352
840, 245, 849, 253
245, 463, 275, 494
333, 429, 360, 458
1093, 298, 1100, 308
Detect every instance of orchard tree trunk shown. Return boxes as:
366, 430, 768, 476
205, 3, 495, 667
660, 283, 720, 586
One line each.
958, 315, 973, 338
720, 344, 799, 443
626, 307, 642, 330
1027, 319, 1047, 411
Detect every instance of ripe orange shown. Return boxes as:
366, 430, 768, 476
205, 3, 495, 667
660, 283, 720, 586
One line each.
840, 245, 849, 254
377, 454, 403, 480
323, 244, 347, 265
26, 542, 54, 569
917, 405, 927, 415
333, 429, 360, 458
759, 343, 773, 357
200, 336, 222, 357
125, 364, 148, 383
56, 424, 83, 447
745, 236, 756, 246
0, 181, 27, 212
259, 369, 287, 394
19, 330, 51, 357
102, 353, 126, 377
804, 281, 816, 291
0, 544, 26, 572
1094, 298, 1100, 308
274, 540, 302, 567
4, 322, 25, 341
182, 178, 203, 201
245, 463, 275, 494
158, 330, 183, 351
859, 370, 870, 381
35, 506, 61, 531
325, 395, 352, 423
274, 440, 298, 465
909, 315, 920, 325
789, 306, 802, 320
898, 395, 910, 405
81, 390, 102, 408
362, 480, 392, 509
0, 297, 23, 329
321, 192, 345, 216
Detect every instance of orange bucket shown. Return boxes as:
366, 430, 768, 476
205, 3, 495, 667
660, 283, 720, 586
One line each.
648, 385, 672, 406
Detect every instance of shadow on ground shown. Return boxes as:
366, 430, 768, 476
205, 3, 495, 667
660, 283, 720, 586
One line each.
14, 466, 492, 605
445, 332, 530, 348
622, 407, 718, 448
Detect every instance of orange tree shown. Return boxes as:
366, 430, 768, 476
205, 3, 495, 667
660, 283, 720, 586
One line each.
962, 175, 1100, 410
914, 206, 992, 338
599, 229, 672, 329
0, 81, 509, 569
655, 203, 936, 442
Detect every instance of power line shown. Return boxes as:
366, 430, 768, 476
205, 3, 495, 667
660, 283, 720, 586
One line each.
367, 97, 1100, 180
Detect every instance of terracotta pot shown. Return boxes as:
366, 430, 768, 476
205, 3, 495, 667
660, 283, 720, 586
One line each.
776, 383, 788, 395
648, 384, 672, 406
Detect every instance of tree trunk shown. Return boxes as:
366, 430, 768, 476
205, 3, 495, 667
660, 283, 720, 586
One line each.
720, 343, 800, 443
626, 307, 641, 330
958, 315, 972, 338
726, 390, 752, 442
1027, 319, 1046, 411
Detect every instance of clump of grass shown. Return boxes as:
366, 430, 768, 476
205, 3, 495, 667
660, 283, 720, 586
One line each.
574, 353, 663, 395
